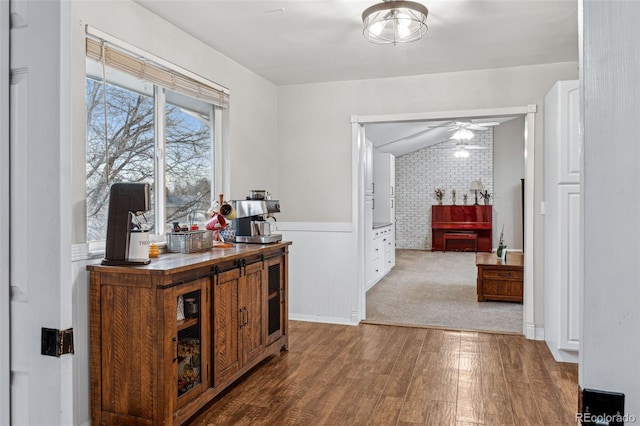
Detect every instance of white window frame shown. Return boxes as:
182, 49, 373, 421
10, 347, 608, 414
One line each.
85, 29, 228, 252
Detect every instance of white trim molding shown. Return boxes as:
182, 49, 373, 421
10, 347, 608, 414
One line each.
276, 222, 352, 233
352, 106, 534, 124
523, 107, 537, 339
0, 0, 10, 422
289, 314, 358, 326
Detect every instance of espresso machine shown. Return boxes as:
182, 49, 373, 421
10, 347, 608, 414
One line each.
102, 182, 151, 265
231, 197, 282, 244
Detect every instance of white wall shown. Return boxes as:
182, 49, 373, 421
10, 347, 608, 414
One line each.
581, 0, 640, 417
493, 116, 525, 251
278, 62, 578, 327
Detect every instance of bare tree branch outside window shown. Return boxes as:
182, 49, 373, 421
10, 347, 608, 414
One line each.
86, 78, 212, 242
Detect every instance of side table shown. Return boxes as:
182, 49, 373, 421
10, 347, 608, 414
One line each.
476, 252, 524, 302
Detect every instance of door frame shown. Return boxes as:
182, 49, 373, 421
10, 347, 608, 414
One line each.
1, 0, 10, 422
351, 105, 537, 338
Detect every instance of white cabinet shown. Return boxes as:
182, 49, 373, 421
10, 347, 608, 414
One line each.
366, 225, 395, 291
365, 140, 374, 196
544, 80, 581, 363
366, 148, 396, 292
365, 197, 375, 287
384, 226, 396, 271
373, 151, 395, 224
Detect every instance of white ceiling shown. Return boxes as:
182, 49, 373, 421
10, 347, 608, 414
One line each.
135, 0, 578, 86
133, 0, 576, 155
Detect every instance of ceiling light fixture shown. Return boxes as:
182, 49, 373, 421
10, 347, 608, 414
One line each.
362, 1, 429, 45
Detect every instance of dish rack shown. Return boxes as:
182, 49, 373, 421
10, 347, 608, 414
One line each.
166, 230, 214, 253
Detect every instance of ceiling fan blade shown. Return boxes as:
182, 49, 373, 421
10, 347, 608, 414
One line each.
451, 121, 501, 130
474, 121, 500, 127
464, 145, 488, 150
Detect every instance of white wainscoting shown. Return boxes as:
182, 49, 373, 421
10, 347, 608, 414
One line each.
275, 222, 358, 325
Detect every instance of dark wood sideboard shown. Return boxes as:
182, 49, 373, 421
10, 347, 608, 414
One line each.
431, 205, 492, 252
87, 243, 290, 425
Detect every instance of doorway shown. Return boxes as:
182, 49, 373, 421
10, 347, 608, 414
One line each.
351, 105, 537, 338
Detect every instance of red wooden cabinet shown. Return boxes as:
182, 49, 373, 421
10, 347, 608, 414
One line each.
431, 205, 492, 252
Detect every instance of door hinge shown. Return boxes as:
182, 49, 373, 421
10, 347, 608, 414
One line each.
41, 327, 74, 357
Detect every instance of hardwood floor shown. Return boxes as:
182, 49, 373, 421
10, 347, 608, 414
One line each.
188, 321, 578, 425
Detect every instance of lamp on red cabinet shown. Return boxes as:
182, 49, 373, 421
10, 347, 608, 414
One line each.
469, 180, 484, 205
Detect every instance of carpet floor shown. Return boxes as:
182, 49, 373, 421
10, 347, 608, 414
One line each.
365, 249, 523, 334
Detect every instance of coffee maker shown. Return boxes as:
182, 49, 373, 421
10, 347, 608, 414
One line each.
102, 183, 151, 265
231, 198, 282, 244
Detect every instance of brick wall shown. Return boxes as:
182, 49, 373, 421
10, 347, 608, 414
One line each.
395, 129, 494, 250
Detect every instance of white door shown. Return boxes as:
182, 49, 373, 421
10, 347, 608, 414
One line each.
1, 0, 11, 423
9, 0, 73, 424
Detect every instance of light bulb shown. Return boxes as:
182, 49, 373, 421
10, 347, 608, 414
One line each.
452, 128, 474, 141
370, 21, 386, 36
454, 149, 470, 158
398, 25, 411, 39
396, 12, 411, 27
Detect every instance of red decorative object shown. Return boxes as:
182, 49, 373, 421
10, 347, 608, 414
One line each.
431, 205, 492, 252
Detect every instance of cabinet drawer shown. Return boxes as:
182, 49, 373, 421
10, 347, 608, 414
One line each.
371, 241, 382, 260
372, 258, 383, 277
482, 279, 523, 298
482, 269, 523, 280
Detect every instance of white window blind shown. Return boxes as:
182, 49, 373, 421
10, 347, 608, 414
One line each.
86, 37, 229, 109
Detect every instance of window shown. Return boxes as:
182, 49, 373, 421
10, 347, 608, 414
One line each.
85, 77, 156, 241
85, 35, 227, 244
164, 90, 213, 229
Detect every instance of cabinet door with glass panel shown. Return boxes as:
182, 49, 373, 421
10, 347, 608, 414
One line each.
163, 278, 210, 410
264, 256, 286, 347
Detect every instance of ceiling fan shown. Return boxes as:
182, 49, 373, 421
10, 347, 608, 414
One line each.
436, 140, 489, 151
448, 121, 500, 131
443, 120, 499, 151
435, 138, 489, 158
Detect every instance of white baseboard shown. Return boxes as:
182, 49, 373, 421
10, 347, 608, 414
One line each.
547, 347, 579, 363
290, 313, 358, 326
525, 323, 545, 340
